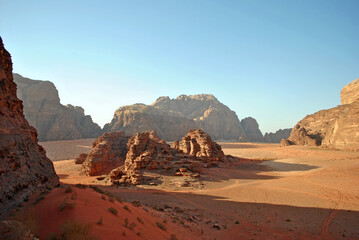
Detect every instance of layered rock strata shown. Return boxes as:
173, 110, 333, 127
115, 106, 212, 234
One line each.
0, 37, 59, 218
14, 73, 102, 141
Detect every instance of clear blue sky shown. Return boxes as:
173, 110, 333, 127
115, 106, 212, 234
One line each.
1, 0, 358, 133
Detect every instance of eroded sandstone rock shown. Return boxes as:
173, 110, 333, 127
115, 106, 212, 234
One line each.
239, 117, 263, 142
81, 132, 130, 176
341, 78, 359, 105
263, 128, 292, 143
0, 37, 59, 218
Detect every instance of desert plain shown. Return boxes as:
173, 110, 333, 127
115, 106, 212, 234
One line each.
33, 139, 359, 240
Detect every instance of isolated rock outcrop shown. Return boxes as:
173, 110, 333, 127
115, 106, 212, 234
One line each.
152, 94, 245, 140
341, 78, 359, 105
263, 128, 292, 143
0, 220, 39, 240
81, 132, 130, 176
14, 73, 102, 141
171, 129, 226, 164
239, 117, 263, 142
0, 37, 59, 218
109, 129, 225, 185
284, 78, 359, 149
103, 103, 197, 141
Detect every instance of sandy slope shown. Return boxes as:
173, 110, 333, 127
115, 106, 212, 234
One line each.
36, 140, 359, 239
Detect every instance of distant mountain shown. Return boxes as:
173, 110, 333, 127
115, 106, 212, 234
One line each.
263, 128, 292, 143
105, 94, 265, 141
14, 73, 102, 141
283, 78, 359, 150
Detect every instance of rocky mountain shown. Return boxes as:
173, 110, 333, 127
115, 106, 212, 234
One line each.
103, 103, 197, 141
14, 73, 102, 141
151, 94, 245, 140
0, 37, 59, 218
239, 117, 263, 142
284, 78, 359, 149
263, 128, 292, 143
104, 94, 262, 141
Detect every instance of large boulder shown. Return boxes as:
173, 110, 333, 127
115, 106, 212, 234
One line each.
81, 132, 130, 176
284, 78, 359, 149
263, 128, 292, 143
14, 73, 102, 141
0, 37, 59, 218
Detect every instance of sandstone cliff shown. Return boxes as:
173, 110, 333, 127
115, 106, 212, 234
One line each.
0, 37, 59, 218
14, 73, 102, 141
151, 94, 245, 140
263, 128, 292, 143
103, 103, 197, 141
284, 78, 359, 149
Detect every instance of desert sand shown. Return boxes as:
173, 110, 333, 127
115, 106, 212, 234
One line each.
17, 139, 359, 239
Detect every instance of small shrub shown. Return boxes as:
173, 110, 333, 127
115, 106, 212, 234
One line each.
60, 220, 98, 240
34, 195, 45, 205
170, 234, 178, 240
17, 203, 24, 208
108, 196, 115, 203
101, 195, 107, 200
97, 217, 103, 225
46, 232, 61, 240
124, 218, 129, 227
137, 217, 144, 224
13, 207, 38, 234
156, 221, 167, 231
137, 232, 141, 236
235, 220, 240, 224
108, 207, 118, 215
131, 201, 141, 207
129, 222, 136, 230
24, 196, 29, 202
286, 219, 291, 222
59, 197, 76, 211
65, 186, 72, 193
116, 196, 123, 203
71, 192, 78, 200
123, 205, 131, 213
122, 230, 126, 236
75, 184, 88, 189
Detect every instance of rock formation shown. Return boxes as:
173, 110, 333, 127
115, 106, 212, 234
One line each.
14, 73, 102, 141
104, 94, 265, 141
103, 103, 197, 141
341, 78, 359, 105
263, 128, 292, 143
284, 78, 359, 149
81, 132, 130, 176
151, 94, 245, 140
108, 129, 226, 185
171, 129, 226, 164
0, 220, 39, 240
239, 117, 263, 142
0, 37, 59, 218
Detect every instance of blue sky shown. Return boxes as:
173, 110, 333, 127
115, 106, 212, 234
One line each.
1, 0, 358, 133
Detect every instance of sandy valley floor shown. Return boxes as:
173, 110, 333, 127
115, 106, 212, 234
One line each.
42, 140, 359, 239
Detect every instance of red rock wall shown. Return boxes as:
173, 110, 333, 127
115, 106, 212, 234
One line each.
0, 37, 59, 218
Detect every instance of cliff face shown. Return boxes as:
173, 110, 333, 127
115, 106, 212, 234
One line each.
0, 37, 59, 218
263, 128, 292, 143
151, 94, 245, 140
103, 103, 198, 141
285, 78, 359, 149
14, 73, 102, 141
239, 117, 263, 142
105, 94, 253, 141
